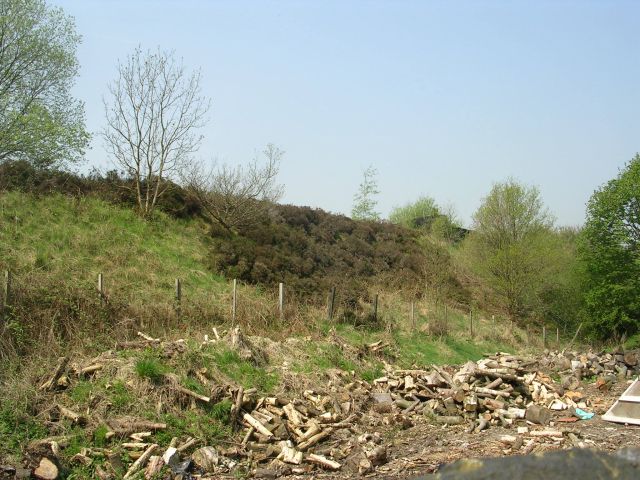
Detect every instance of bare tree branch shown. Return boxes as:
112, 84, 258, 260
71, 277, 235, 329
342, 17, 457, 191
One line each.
102, 46, 210, 217
184, 144, 284, 233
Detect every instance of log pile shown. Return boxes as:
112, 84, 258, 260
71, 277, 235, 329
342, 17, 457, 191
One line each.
18, 333, 637, 479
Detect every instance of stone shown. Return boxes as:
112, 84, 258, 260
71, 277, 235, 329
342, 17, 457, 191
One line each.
525, 404, 551, 425
192, 447, 219, 472
33, 458, 58, 480
434, 448, 640, 479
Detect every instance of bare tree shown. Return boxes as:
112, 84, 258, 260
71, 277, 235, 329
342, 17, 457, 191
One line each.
102, 46, 210, 217
186, 144, 284, 233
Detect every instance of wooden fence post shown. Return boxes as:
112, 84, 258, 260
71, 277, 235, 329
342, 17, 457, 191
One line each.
97, 273, 104, 306
556, 327, 560, 346
469, 307, 474, 338
411, 301, 416, 331
444, 304, 448, 333
175, 278, 181, 314
542, 325, 547, 348
2, 270, 10, 321
232, 279, 237, 326
327, 287, 336, 321
278, 282, 284, 320
372, 294, 378, 323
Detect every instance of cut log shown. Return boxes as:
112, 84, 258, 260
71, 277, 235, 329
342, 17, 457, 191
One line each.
79, 364, 103, 377
107, 419, 167, 435
433, 416, 464, 425
192, 446, 219, 473
144, 455, 164, 479
298, 428, 333, 451
136, 332, 160, 343
176, 385, 210, 402
57, 405, 86, 425
176, 437, 198, 453
283, 403, 303, 426
307, 453, 341, 470
230, 386, 244, 431
243, 413, 273, 439
40, 357, 69, 391
33, 458, 58, 479
123, 443, 157, 479
473, 387, 511, 398
278, 441, 302, 465
525, 405, 551, 425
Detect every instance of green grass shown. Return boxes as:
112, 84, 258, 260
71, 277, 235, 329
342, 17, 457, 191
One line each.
69, 380, 94, 404
211, 349, 278, 393
0, 402, 48, 460
156, 409, 231, 446
135, 355, 167, 383
0, 191, 224, 306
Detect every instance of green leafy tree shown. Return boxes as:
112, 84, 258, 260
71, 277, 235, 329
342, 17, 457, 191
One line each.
389, 196, 439, 229
0, 0, 89, 168
351, 165, 380, 221
390, 196, 462, 242
579, 154, 640, 339
464, 179, 557, 320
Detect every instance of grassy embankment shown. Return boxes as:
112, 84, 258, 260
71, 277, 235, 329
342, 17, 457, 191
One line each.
0, 191, 526, 471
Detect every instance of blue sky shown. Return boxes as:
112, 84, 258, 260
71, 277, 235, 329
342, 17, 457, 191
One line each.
53, 0, 639, 227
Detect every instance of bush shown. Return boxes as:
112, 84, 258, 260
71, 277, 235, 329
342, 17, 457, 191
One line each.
208, 204, 437, 314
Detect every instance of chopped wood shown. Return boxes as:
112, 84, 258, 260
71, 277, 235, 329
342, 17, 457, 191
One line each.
176, 437, 199, 453
242, 427, 255, 446
122, 442, 149, 449
57, 405, 86, 425
299, 422, 321, 442
40, 357, 69, 391
79, 364, 103, 377
278, 441, 303, 465
307, 453, 341, 470
123, 443, 157, 479
177, 384, 210, 402
298, 428, 333, 451
162, 446, 178, 465
212, 327, 221, 340
243, 413, 274, 439
473, 387, 511, 398
144, 455, 164, 479
230, 386, 244, 431
107, 419, 167, 435
34, 457, 58, 480
283, 403, 303, 426
529, 430, 563, 438
136, 332, 160, 343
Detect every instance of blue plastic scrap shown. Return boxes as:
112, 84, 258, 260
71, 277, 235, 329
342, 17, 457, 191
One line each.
574, 408, 595, 420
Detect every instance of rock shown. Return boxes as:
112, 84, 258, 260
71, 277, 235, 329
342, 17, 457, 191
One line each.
525, 404, 551, 425
192, 446, 218, 472
624, 352, 638, 367
371, 392, 393, 404
434, 448, 640, 479
14, 468, 32, 479
34, 458, 58, 479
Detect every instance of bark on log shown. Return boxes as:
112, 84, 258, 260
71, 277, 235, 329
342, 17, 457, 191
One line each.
40, 357, 69, 391
307, 453, 341, 470
243, 413, 273, 439
123, 443, 157, 479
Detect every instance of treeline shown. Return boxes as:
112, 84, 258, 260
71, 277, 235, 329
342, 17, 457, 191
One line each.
384, 156, 640, 344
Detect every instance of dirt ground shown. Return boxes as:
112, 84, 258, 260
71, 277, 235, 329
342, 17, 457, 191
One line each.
272, 372, 640, 479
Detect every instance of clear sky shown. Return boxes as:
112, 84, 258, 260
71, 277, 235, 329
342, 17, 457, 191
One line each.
52, 0, 639, 227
